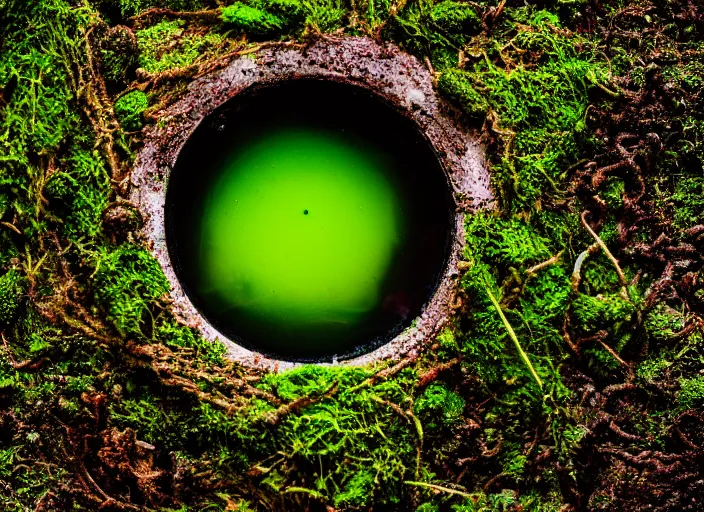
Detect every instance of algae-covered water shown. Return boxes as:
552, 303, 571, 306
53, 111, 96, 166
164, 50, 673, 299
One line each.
167, 81, 452, 360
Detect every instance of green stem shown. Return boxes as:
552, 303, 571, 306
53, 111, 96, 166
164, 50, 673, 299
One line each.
485, 283, 544, 390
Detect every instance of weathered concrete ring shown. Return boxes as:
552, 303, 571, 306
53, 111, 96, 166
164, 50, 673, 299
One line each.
131, 37, 493, 370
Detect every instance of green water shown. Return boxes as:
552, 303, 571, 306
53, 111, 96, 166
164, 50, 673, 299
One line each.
167, 80, 452, 360
198, 128, 403, 333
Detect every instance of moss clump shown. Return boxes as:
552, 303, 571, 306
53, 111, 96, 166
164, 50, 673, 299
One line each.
152, 318, 227, 364
429, 1, 481, 36
414, 383, 465, 429
136, 19, 225, 74
44, 143, 111, 236
0, 270, 23, 325
436, 10, 606, 212
94, 0, 205, 18
571, 293, 635, 334
672, 176, 704, 230
221, 3, 285, 35
389, 0, 481, 70
677, 376, 704, 409
114, 90, 149, 131
644, 303, 685, 343
92, 246, 169, 336
437, 69, 490, 118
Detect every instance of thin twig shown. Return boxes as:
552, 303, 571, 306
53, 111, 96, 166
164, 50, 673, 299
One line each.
580, 211, 629, 299
1, 221, 21, 235
527, 251, 564, 276
404, 481, 473, 498
598, 339, 632, 373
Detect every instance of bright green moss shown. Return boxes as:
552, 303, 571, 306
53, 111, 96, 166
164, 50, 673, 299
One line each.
672, 176, 704, 229
0, 270, 23, 325
601, 178, 626, 211
221, 3, 285, 34
136, 20, 225, 74
429, 1, 481, 35
92, 246, 170, 337
44, 145, 110, 236
644, 303, 685, 343
268, 0, 306, 21
677, 376, 704, 409
414, 383, 465, 429
637, 355, 673, 382
301, 0, 346, 33
581, 254, 624, 295
571, 293, 635, 334
114, 90, 149, 131
437, 69, 490, 117
435, 10, 607, 211
389, 0, 481, 70
465, 212, 553, 267
153, 318, 227, 365
254, 367, 419, 508
335, 470, 375, 508
259, 365, 363, 400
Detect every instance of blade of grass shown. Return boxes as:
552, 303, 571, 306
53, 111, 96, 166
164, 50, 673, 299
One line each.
484, 282, 544, 390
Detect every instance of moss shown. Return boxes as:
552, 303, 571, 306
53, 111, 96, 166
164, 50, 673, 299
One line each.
0, 270, 23, 326
95, 0, 205, 18
464, 212, 553, 267
672, 175, 704, 230
580, 254, 624, 296
44, 144, 111, 236
114, 90, 149, 131
221, 3, 285, 34
435, 10, 607, 212
677, 376, 704, 409
644, 303, 685, 343
636, 355, 673, 382
571, 293, 635, 334
429, 1, 481, 36
152, 318, 227, 365
92, 246, 170, 337
1, 0, 703, 509
136, 20, 225, 74
437, 69, 490, 118
414, 383, 465, 429
601, 178, 626, 211
388, 0, 481, 71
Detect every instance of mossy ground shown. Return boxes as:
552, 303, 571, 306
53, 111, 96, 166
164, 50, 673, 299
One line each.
0, 0, 703, 510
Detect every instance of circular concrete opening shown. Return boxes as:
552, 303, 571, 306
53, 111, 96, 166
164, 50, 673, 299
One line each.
166, 79, 453, 361
131, 37, 493, 369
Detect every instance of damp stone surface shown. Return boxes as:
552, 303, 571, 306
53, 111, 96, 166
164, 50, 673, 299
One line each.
131, 37, 493, 369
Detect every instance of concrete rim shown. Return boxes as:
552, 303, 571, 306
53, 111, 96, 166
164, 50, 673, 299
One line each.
130, 36, 493, 371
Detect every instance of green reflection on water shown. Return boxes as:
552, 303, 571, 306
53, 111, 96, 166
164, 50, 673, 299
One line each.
195, 127, 404, 339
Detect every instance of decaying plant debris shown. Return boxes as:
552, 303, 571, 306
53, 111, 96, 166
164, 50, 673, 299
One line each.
0, 0, 702, 510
